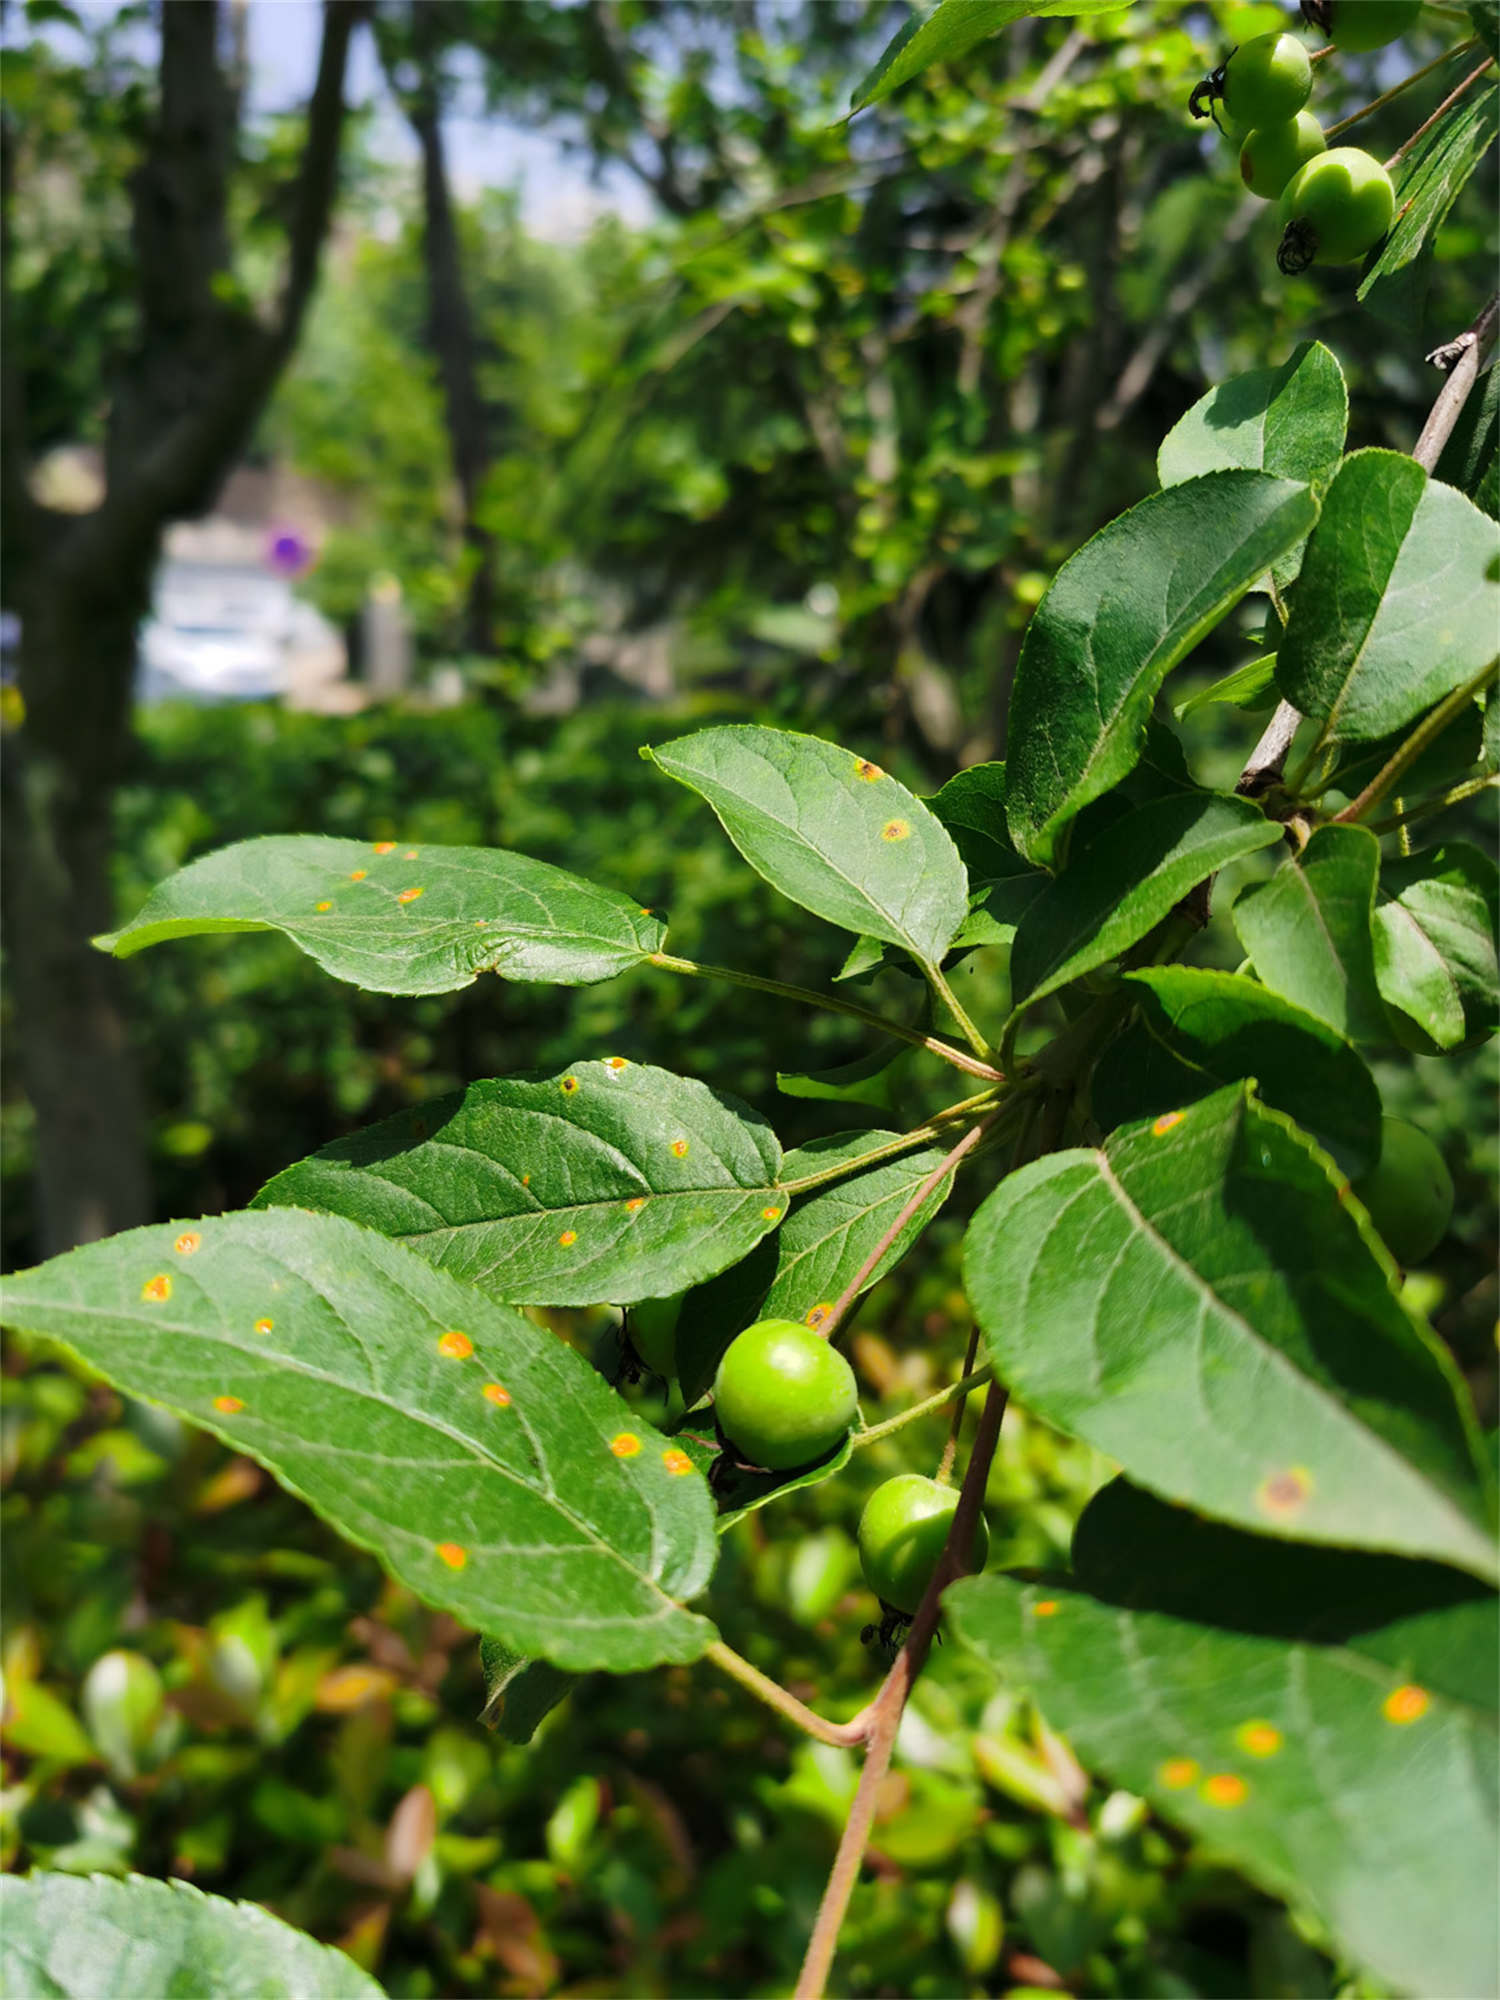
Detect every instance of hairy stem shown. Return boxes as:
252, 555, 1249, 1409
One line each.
776, 1089, 1000, 1197
650, 952, 1003, 1082
1332, 660, 1498, 825
1324, 39, 1476, 140
703, 1640, 869, 1749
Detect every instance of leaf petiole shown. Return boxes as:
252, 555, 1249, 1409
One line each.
776, 1090, 1001, 1198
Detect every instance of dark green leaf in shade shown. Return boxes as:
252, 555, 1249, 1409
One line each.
1276, 451, 1500, 747
94, 836, 666, 994
644, 727, 968, 968
254, 1061, 783, 1309
962, 1084, 1496, 1579
671, 1424, 858, 1531
1157, 343, 1347, 489
1092, 967, 1382, 1177
1359, 73, 1498, 322
929, 761, 1048, 947
1373, 841, 1500, 1052
1434, 357, 1498, 520
1004, 473, 1318, 866
674, 1132, 956, 1407
478, 1636, 575, 1744
776, 1042, 904, 1112
1008, 793, 1281, 1009
1470, 1, 1500, 60
0, 1873, 384, 1999
0, 1211, 719, 1672
1321, 691, 1485, 807
1231, 824, 1389, 1045
947, 1573, 1498, 2000
847, 0, 1129, 113
1174, 654, 1278, 721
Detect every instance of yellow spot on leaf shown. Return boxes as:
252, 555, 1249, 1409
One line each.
623, 1197, 645, 1213
483, 1383, 511, 1407
1158, 1758, 1199, 1790
141, 1273, 172, 1303
1202, 1773, 1248, 1809
662, 1449, 693, 1476
881, 819, 910, 842
253, 1317, 273, 1336
762, 1206, 782, 1222
374, 841, 396, 855
521, 1174, 531, 1187
315, 900, 333, 913
1384, 1683, 1430, 1725
558, 1229, 578, 1247
474, 918, 489, 927
639, 907, 653, 917
855, 759, 883, 781
670, 1138, 690, 1158
560, 1075, 579, 1094
1152, 1111, 1185, 1137
1031, 1600, 1060, 1618
349, 869, 367, 881
213, 1395, 244, 1415
605, 1056, 629, 1073
1236, 1720, 1282, 1758
1256, 1466, 1313, 1517
435, 1542, 467, 1570
804, 1303, 834, 1331
397, 886, 424, 905
611, 1433, 642, 1458
174, 1232, 201, 1255
438, 1331, 474, 1360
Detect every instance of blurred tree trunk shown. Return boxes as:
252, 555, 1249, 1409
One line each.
0, 1, 361, 1255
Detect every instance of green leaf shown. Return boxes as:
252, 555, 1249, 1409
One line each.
847, 0, 1130, 113
1322, 691, 1485, 807
674, 1132, 957, 1406
0, 1682, 97, 1768
1008, 793, 1281, 1010
0, 1211, 719, 1672
927, 762, 1028, 883
1004, 473, 1318, 866
1359, 72, 1499, 322
948, 1572, 1498, 2000
666, 1424, 859, 1530
1373, 841, 1500, 1052
1093, 966, 1382, 1177
1173, 654, 1278, 721
776, 1042, 903, 1111
1157, 343, 1348, 489
962, 1084, 1496, 1579
95, 836, 666, 996
478, 1636, 574, 1744
1276, 452, 1500, 747
645, 728, 968, 969
0, 1873, 384, 1999
1434, 357, 1498, 521
254, 1061, 783, 1309
1232, 824, 1389, 1046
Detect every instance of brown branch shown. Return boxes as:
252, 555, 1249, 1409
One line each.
274, 0, 366, 355
1384, 56, 1494, 172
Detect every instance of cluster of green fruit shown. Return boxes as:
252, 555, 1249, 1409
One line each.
629, 1305, 989, 1625
1190, 2, 1418, 271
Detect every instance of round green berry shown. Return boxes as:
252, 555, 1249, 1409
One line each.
1352, 1116, 1454, 1268
858, 1474, 990, 1617
1278, 146, 1394, 269
1222, 33, 1313, 130
713, 1319, 858, 1472
1240, 111, 1327, 200
1326, 0, 1422, 53
629, 1293, 683, 1379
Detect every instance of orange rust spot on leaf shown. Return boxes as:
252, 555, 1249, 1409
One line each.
623, 1197, 646, 1213
521, 1174, 531, 1187
213, 1395, 244, 1415
374, 841, 396, 855
253, 1318, 274, 1336
315, 900, 333, 913
435, 1542, 468, 1570
1256, 1466, 1313, 1517
438, 1331, 474, 1360
762, 1206, 782, 1222
639, 907, 653, 917
1236, 1720, 1283, 1758
483, 1383, 511, 1407
1201, 1773, 1248, 1809
141, 1273, 172, 1303
1383, 1683, 1430, 1724
610, 1433, 642, 1458
1152, 1111, 1186, 1136
855, 759, 883, 781
1031, 1600, 1060, 1618
174, 1232, 201, 1255
662, 1449, 693, 1476
560, 1075, 579, 1094
397, 886, 424, 905
880, 819, 910, 842
670, 1138, 690, 1158
804, 1303, 834, 1331
1158, 1758, 1199, 1790
605, 1056, 629, 1072
349, 869, 368, 881
558, 1230, 578, 1247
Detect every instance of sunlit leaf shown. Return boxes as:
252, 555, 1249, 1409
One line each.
848, 0, 1130, 113
1232, 824, 1389, 1045
1158, 343, 1347, 489
1359, 71, 1499, 322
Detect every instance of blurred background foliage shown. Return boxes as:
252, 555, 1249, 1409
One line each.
2, 0, 1495, 1993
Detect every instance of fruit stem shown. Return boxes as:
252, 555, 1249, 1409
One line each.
649, 952, 1004, 1082
1366, 771, 1498, 835
1383, 55, 1494, 171
934, 1325, 984, 1485
1323, 39, 1476, 141
776, 1090, 1000, 1196
1330, 659, 1498, 825
793, 1381, 1009, 2000
923, 959, 995, 1061
853, 1354, 992, 1457
703, 1640, 869, 1748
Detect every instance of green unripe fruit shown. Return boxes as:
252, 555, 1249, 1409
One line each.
713, 1319, 858, 1471
858, 1474, 990, 1617
629, 1293, 682, 1379
1221, 33, 1313, 130
1352, 1116, 1454, 1268
1324, 0, 1422, 52
1277, 146, 1394, 270
1240, 112, 1327, 200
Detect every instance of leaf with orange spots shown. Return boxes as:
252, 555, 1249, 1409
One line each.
94, 835, 666, 995
254, 1061, 785, 1308
949, 1571, 1498, 2000
643, 726, 968, 970
0, 1209, 718, 1673
964, 1085, 1497, 1581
